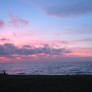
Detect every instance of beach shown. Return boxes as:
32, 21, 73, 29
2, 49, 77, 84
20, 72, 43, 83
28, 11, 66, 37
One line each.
0, 75, 92, 92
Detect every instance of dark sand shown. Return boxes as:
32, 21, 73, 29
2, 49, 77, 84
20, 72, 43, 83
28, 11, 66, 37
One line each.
0, 75, 92, 92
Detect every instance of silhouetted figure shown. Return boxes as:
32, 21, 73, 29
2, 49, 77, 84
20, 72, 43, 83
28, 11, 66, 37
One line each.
3, 70, 7, 75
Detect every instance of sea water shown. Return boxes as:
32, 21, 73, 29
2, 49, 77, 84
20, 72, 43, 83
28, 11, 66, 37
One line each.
0, 61, 92, 75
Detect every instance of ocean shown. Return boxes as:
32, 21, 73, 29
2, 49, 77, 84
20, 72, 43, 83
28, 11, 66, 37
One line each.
0, 61, 92, 75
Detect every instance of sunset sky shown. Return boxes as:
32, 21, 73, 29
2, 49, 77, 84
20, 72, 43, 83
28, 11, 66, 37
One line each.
0, 0, 92, 63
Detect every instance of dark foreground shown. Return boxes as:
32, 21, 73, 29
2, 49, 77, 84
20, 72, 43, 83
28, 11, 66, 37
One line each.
0, 75, 92, 92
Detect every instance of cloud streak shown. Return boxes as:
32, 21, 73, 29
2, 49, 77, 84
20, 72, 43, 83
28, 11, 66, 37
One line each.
8, 13, 29, 27
28, 0, 92, 17
0, 14, 29, 31
0, 38, 10, 41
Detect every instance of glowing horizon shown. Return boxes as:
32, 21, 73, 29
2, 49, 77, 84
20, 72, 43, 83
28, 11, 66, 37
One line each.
0, 0, 92, 63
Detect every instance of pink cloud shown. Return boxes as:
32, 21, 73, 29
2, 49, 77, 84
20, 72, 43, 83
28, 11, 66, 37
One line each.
0, 41, 92, 62
8, 14, 29, 27
67, 48, 92, 57
77, 39, 92, 42
0, 20, 4, 28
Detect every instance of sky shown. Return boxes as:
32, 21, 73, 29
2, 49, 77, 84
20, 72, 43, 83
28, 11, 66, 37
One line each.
0, 0, 92, 63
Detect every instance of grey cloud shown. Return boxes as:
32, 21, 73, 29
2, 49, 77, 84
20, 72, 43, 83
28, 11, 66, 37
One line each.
0, 43, 71, 58
0, 38, 10, 41
23, 45, 32, 48
28, 0, 92, 17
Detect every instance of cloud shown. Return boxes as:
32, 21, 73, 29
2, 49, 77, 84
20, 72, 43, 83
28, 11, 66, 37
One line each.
0, 38, 10, 41
0, 20, 4, 28
0, 43, 71, 58
27, 0, 92, 17
0, 14, 29, 31
8, 13, 29, 27
76, 39, 92, 42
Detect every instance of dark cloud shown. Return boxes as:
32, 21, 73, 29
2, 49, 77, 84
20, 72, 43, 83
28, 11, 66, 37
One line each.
28, 0, 92, 17
0, 43, 71, 58
23, 45, 32, 48
0, 38, 10, 41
